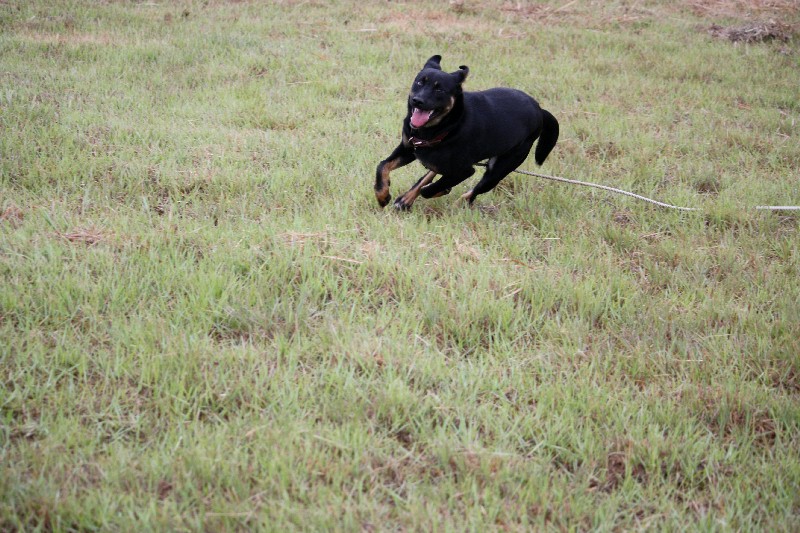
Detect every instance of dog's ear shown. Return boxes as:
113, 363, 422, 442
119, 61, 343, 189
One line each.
452, 65, 469, 83
423, 55, 442, 70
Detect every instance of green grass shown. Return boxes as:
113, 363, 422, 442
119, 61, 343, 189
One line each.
2, 0, 799, 530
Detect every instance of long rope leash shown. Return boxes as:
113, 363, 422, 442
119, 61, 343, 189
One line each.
481, 163, 800, 211
511, 167, 698, 211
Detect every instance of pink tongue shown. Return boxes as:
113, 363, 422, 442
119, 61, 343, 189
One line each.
411, 108, 432, 128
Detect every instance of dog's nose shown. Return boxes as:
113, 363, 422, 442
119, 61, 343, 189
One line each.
411, 97, 424, 108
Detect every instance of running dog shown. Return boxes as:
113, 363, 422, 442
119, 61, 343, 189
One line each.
375, 55, 559, 209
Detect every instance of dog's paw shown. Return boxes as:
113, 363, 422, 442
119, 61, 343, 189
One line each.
374, 181, 391, 207
375, 190, 391, 208
393, 195, 414, 211
460, 189, 475, 205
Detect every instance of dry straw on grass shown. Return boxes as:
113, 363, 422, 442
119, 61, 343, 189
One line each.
708, 19, 795, 42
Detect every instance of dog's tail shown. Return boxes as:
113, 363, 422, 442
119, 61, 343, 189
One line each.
535, 109, 559, 165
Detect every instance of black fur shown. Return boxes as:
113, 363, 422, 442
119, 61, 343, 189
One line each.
375, 55, 559, 209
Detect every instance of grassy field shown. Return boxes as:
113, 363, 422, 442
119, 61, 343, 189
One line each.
2, 0, 799, 530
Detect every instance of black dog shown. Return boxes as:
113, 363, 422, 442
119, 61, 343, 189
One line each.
375, 55, 559, 209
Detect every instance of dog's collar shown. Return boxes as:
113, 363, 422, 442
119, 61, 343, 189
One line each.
408, 130, 450, 149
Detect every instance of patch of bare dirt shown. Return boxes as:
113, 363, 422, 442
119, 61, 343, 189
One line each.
156, 479, 174, 500
677, 386, 781, 447
590, 439, 648, 493
769, 360, 800, 393
1, 205, 24, 228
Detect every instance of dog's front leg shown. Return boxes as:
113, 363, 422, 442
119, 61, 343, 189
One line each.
375, 142, 416, 207
393, 170, 437, 211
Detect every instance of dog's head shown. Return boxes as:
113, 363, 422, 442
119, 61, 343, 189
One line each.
408, 55, 469, 129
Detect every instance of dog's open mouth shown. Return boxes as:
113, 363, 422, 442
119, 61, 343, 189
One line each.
410, 107, 436, 128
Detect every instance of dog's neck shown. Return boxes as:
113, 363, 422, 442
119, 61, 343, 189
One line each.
408, 130, 451, 149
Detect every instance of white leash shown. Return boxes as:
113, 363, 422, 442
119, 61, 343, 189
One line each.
502, 166, 799, 212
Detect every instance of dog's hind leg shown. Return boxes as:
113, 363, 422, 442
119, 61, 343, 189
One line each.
375, 142, 416, 207
461, 138, 535, 204
418, 167, 476, 199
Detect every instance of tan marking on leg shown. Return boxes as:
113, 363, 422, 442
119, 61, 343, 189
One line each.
460, 189, 474, 203
395, 171, 436, 209
375, 158, 400, 206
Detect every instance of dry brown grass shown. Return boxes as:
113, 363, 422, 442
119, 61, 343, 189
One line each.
61, 228, 107, 246
1, 205, 25, 228
708, 20, 795, 42
687, 0, 799, 19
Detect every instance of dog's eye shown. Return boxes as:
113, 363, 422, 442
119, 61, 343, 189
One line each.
434, 82, 443, 92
